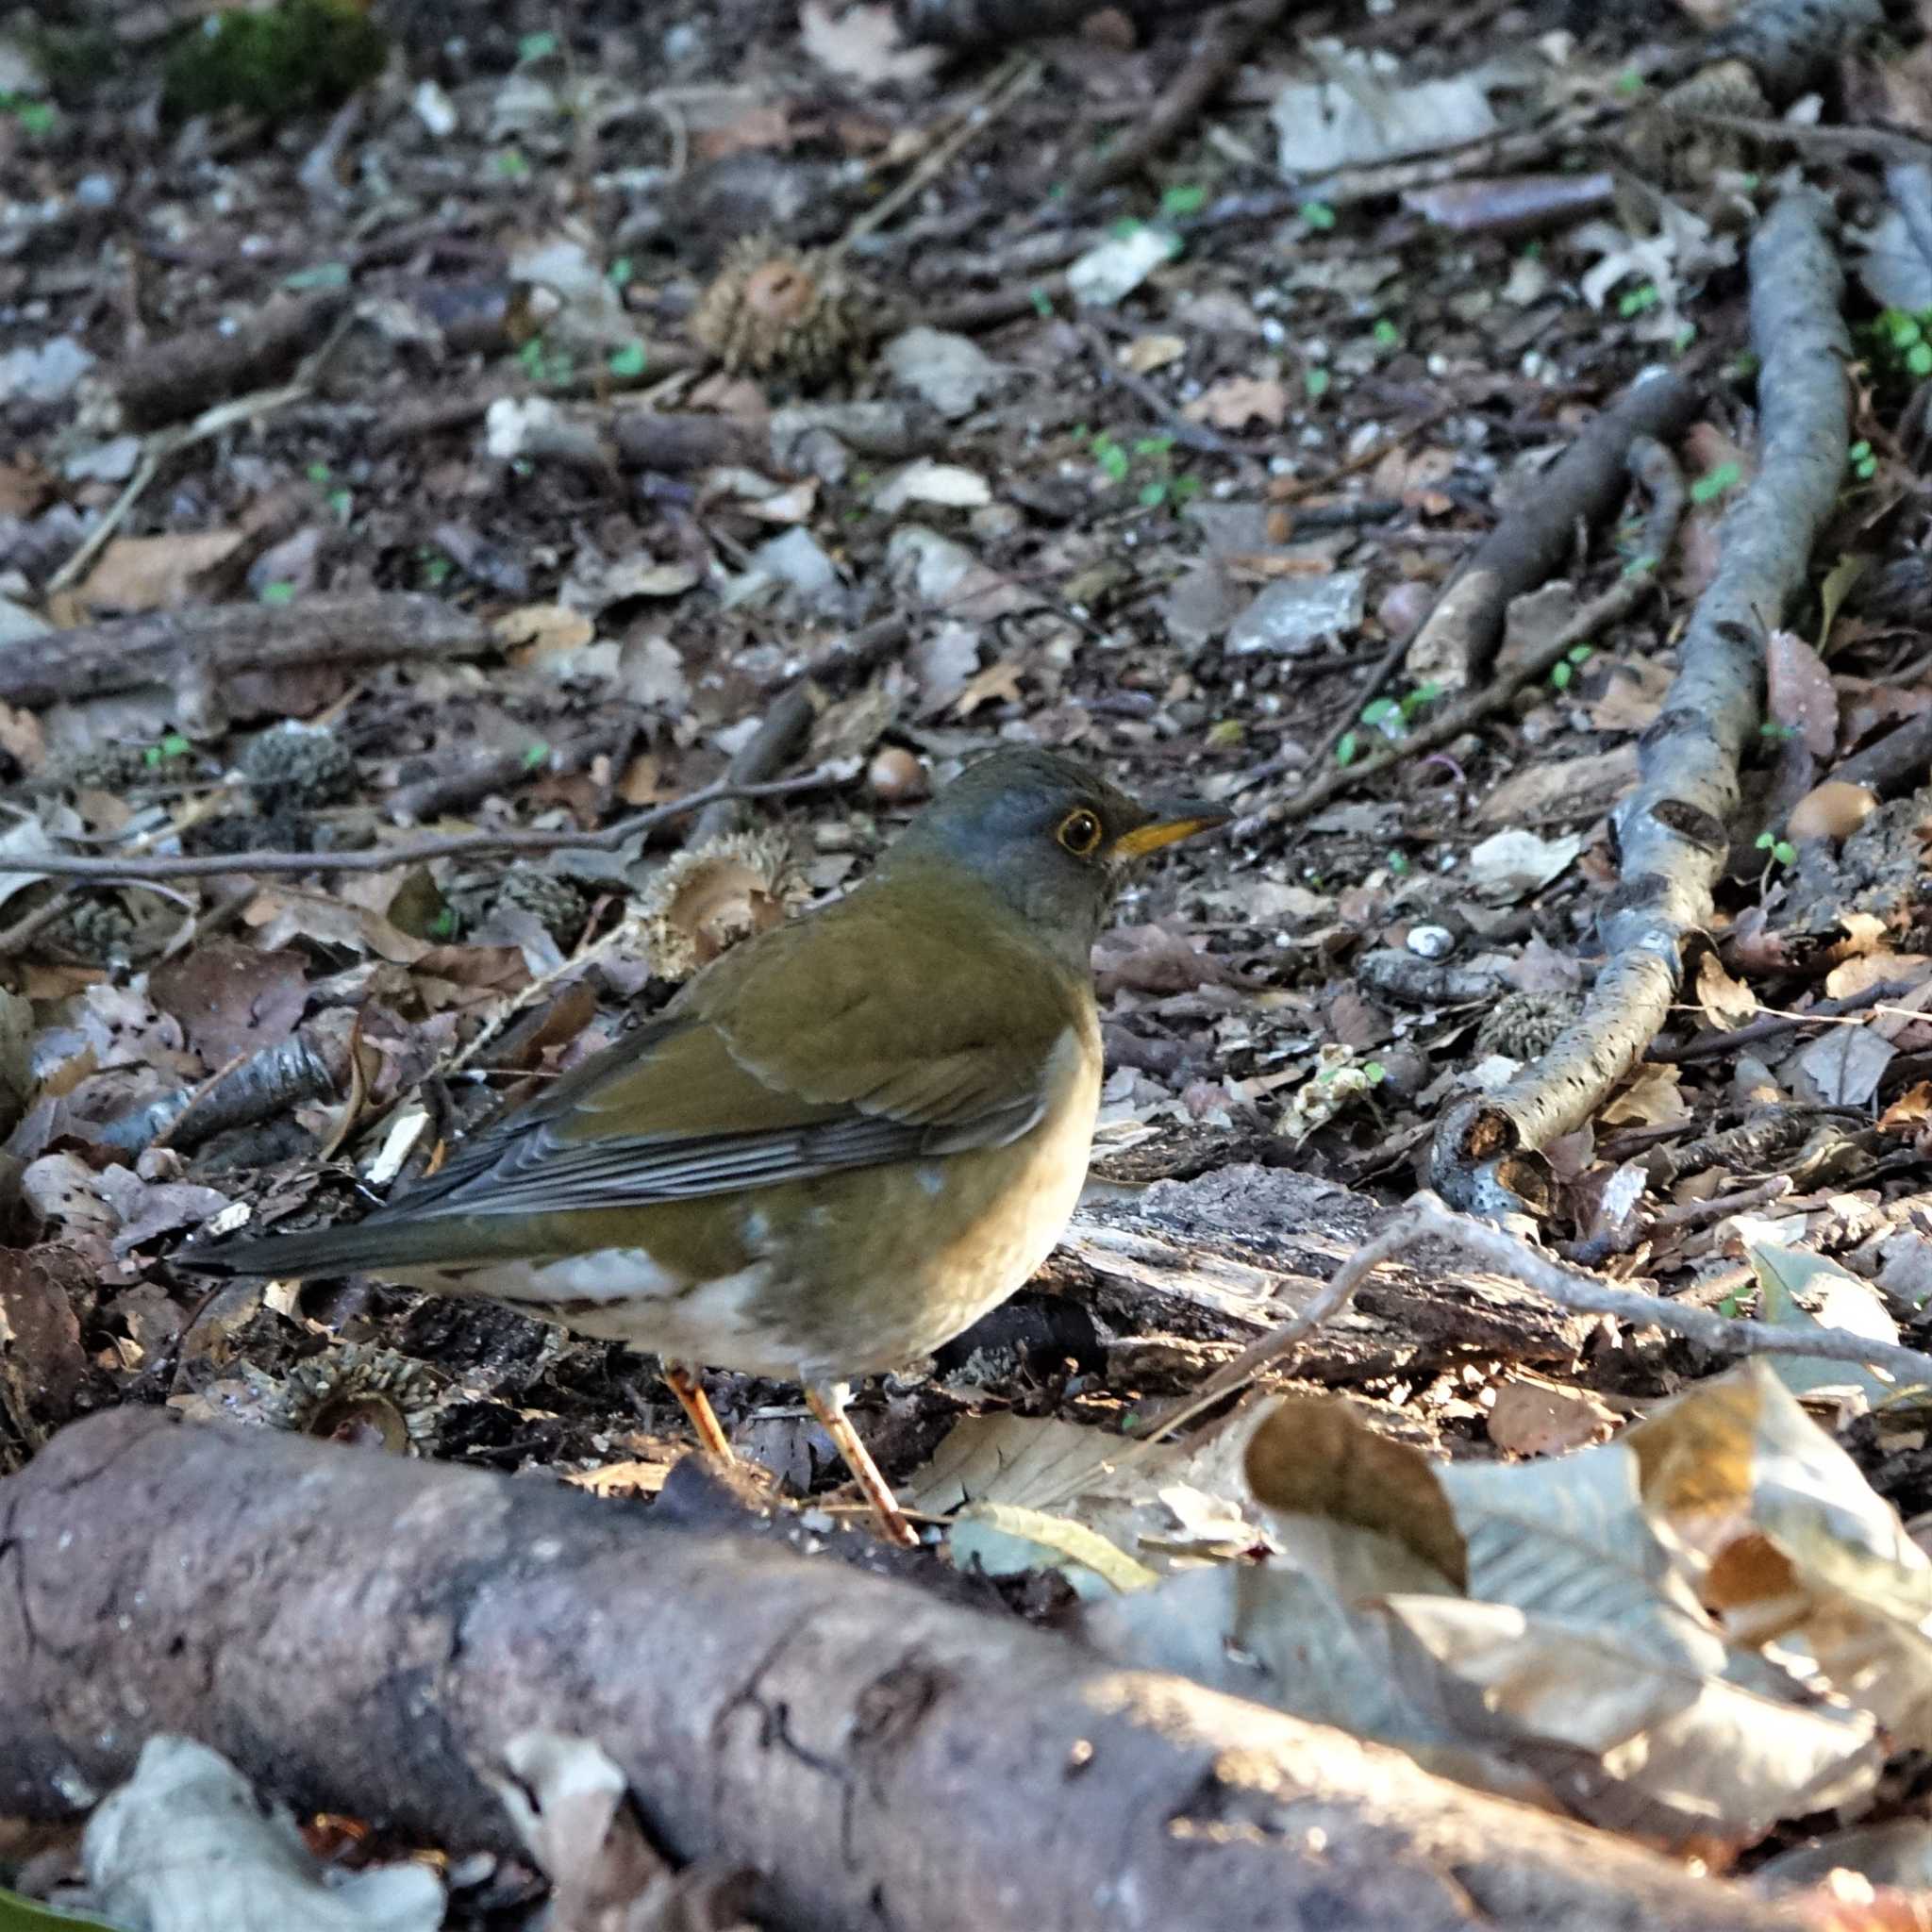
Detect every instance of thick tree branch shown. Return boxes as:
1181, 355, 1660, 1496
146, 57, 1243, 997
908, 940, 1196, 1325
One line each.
0, 1410, 1805, 1932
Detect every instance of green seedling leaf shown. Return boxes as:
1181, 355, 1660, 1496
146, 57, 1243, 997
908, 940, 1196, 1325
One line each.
1300, 199, 1337, 230
1690, 461, 1741, 505
608, 341, 648, 378
1160, 182, 1207, 217
1334, 731, 1357, 767
258, 581, 296, 606
1304, 367, 1331, 398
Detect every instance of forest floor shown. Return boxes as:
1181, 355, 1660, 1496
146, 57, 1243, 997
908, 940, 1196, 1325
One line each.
5, 0, 1932, 1924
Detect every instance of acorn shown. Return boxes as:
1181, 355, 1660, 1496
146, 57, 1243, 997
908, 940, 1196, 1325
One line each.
868, 745, 930, 806
687, 239, 880, 388
265, 1343, 446, 1455
1786, 780, 1878, 845
1475, 990, 1581, 1062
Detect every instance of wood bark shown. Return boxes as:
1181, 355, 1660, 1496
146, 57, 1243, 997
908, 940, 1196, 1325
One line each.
0, 1410, 1805, 1932
1432, 191, 1851, 1212
1402, 371, 1699, 693
0, 594, 492, 708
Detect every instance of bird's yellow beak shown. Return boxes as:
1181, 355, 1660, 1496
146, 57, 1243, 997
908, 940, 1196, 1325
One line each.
1110, 803, 1233, 860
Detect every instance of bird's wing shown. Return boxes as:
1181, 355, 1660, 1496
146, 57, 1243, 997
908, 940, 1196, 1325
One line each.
361, 891, 1080, 1226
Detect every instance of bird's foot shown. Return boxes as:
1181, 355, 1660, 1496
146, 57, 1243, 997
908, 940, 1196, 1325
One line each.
661, 1359, 736, 1463
806, 1381, 919, 1549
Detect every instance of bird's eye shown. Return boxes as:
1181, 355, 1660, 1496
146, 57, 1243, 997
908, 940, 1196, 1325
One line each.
1057, 808, 1104, 858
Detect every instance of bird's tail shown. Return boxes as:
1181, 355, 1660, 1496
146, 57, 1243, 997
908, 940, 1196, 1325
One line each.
183, 1215, 465, 1281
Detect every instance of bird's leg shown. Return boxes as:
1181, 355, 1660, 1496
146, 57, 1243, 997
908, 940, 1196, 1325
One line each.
661, 1358, 735, 1462
805, 1380, 919, 1548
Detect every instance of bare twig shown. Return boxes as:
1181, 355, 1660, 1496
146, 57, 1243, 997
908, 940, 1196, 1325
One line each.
48, 310, 355, 595
1674, 108, 1931, 171
5, 768, 850, 884
0, 592, 491, 708
1037, 1189, 1932, 1511
1078, 323, 1238, 457
1650, 976, 1913, 1063
1831, 708, 1932, 796
116, 291, 351, 431
898, 0, 1224, 47
1402, 368, 1700, 692
1074, 0, 1291, 194
835, 56, 1041, 258
1430, 191, 1852, 1215
691, 683, 820, 845
1247, 435, 1686, 832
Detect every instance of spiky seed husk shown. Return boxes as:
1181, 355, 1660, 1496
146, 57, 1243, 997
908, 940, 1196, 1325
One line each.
688, 239, 876, 387
1475, 991, 1581, 1063
637, 830, 798, 981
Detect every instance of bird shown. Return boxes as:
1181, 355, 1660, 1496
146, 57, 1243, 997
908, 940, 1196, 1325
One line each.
191, 748, 1228, 1544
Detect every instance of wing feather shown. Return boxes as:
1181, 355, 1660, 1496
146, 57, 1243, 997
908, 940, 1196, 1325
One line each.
353, 881, 1078, 1232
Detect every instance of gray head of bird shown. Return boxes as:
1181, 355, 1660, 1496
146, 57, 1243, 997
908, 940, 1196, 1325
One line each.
874, 747, 1230, 972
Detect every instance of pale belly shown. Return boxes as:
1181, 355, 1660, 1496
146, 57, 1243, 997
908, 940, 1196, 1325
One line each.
398, 1033, 1099, 1383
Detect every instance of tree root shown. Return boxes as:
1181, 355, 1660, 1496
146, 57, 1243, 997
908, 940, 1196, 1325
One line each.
1430, 189, 1852, 1214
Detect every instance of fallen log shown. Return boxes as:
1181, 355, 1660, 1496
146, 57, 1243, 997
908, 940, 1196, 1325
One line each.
0, 1409, 1802, 1932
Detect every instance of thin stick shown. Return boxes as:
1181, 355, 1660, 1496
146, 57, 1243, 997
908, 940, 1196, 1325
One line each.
47, 311, 350, 593
1026, 1191, 1932, 1511
1078, 323, 1238, 457
1247, 437, 1685, 832
1074, 0, 1291, 194
8, 768, 850, 883
833, 56, 1042, 258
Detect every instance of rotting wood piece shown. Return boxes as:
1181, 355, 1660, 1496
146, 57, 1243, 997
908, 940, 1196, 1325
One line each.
0, 594, 492, 709
0, 1409, 1807, 1932
115, 291, 351, 432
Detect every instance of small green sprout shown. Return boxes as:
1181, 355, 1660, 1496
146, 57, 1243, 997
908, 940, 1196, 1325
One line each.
608, 341, 648, 378
1848, 440, 1877, 482
1334, 731, 1358, 767
1160, 182, 1208, 218
258, 581, 297, 606
1304, 367, 1331, 399
1299, 199, 1338, 231
517, 29, 558, 60
1690, 461, 1741, 505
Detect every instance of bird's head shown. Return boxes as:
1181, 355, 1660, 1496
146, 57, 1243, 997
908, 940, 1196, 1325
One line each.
877, 747, 1229, 968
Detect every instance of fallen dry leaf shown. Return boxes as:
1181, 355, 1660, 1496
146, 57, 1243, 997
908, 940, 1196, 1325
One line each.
1767, 629, 1840, 758
1122, 334, 1185, 375
797, 0, 940, 84
75, 530, 244, 612
1487, 1377, 1619, 1457
1185, 375, 1288, 431
149, 941, 309, 1068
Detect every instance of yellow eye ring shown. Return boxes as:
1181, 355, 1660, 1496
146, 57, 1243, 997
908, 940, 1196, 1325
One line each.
1057, 808, 1104, 858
